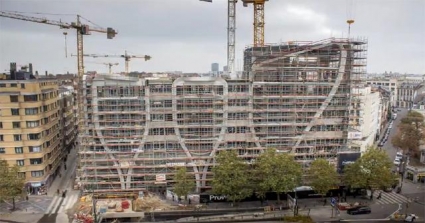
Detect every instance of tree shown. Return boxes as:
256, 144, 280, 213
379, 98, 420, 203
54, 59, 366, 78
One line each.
173, 167, 195, 203
344, 148, 397, 199
307, 159, 339, 196
211, 150, 252, 205
0, 160, 25, 210
392, 111, 425, 158
255, 149, 302, 203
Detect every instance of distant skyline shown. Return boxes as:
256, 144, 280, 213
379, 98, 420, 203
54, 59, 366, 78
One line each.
0, 0, 424, 74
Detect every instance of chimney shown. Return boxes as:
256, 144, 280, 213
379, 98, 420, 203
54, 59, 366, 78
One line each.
45, 71, 48, 76
29, 63, 33, 75
35, 71, 39, 76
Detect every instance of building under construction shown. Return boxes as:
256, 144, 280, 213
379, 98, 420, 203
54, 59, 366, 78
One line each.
77, 38, 368, 193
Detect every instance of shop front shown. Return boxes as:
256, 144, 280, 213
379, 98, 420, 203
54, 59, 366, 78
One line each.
405, 165, 425, 183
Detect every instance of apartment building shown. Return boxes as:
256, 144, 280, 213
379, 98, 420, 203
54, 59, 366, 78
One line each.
349, 86, 381, 152
397, 82, 422, 109
0, 64, 63, 195
364, 78, 398, 105
58, 86, 77, 154
77, 38, 367, 193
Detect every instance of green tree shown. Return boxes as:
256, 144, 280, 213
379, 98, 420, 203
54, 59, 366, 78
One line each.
392, 111, 425, 158
173, 167, 195, 203
344, 148, 397, 199
0, 160, 26, 210
211, 150, 252, 205
307, 159, 339, 196
255, 149, 302, 203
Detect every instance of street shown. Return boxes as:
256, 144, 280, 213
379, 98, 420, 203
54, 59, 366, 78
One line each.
0, 147, 79, 223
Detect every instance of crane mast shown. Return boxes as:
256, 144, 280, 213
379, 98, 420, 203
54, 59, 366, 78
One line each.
228, 0, 237, 77
242, 0, 268, 47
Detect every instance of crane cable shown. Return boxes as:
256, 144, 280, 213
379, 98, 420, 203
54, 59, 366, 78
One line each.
346, 0, 356, 38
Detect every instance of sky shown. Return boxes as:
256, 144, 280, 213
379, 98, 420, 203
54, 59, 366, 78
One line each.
0, 0, 424, 74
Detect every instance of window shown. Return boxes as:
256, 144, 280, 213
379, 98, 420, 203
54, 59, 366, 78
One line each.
0, 148, 5, 154
10, 83, 17, 87
15, 147, 23, 154
29, 146, 41, 153
21, 83, 25, 89
10, 95, 18, 102
28, 133, 40, 140
24, 95, 38, 102
30, 158, 42, 165
12, 122, 20, 128
26, 121, 40, 128
0, 83, 5, 87
0, 135, 3, 141
31, 171, 44, 177
17, 172, 26, 178
11, 108, 19, 116
16, 160, 24, 166
25, 108, 38, 115
14, 134, 22, 141
0, 122, 2, 128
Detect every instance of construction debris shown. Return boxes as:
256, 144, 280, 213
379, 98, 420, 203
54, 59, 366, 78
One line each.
133, 193, 173, 211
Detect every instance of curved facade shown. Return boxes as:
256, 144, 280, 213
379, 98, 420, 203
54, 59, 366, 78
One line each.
78, 38, 368, 193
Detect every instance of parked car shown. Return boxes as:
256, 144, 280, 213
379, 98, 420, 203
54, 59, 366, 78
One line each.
394, 159, 401, 166
347, 206, 371, 215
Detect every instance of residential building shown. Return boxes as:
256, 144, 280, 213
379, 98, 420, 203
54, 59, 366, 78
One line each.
58, 86, 77, 154
77, 38, 367, 193
0, 63, 63, 194
364, 78, 399, 105
350, 86, 381, 152
397, 82, 422, 109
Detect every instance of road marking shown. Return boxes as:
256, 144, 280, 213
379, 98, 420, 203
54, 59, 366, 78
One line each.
374, 191, 409, 205
45, 196, 62, 214
58, 193, 79, 213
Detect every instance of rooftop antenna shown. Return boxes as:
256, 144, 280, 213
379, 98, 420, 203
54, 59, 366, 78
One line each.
63, 32, 68, 58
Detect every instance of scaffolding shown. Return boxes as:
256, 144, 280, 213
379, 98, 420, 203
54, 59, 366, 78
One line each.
77, 38, 368, 194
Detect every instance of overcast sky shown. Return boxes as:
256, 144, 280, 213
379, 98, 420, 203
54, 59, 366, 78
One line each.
0, 0, 424, 74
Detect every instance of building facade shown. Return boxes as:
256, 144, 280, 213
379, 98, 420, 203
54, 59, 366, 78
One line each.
77, 38, 368, 193
0, 70, 63, 194
397, 82, 422, 109
350, 86, 381, 152
58, 87, 77, 155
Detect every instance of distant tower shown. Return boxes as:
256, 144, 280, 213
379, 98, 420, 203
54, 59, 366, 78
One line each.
223, 65, 228, 72
211, 63, 219, 73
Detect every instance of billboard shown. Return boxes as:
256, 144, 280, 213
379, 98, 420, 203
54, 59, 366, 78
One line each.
337, 152, 361, 173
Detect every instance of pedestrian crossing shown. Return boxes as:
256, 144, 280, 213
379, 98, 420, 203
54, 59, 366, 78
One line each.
44, 193, 79, 215
373, 190, 410, 205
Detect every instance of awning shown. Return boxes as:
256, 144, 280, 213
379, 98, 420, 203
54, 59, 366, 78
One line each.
31, 182, 42, 187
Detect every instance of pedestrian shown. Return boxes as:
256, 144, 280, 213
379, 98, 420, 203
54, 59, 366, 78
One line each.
377, 192, 382, 200
323, 198, 327, 206
25, 195, 28, 201
57, 189, 60, 195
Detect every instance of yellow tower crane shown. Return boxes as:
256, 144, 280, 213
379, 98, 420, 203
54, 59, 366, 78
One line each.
241, 0, 269, 47
0, 11, 117, 79
74, 51, 151, 74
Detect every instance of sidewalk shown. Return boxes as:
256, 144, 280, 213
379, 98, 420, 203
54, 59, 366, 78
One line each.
47, 147, 78, 197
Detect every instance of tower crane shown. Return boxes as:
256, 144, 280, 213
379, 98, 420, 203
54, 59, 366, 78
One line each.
241, 0, 268, 47
86, 62, 119, 74
0, 11, 117, 79
74, 51, 151, 74
199, 0, 268, 77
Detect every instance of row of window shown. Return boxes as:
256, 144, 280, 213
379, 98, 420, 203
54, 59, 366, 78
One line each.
15, 158, 43, 166
16, 171, 44, 178
0, 146, 41, 154
0, 120, 40, 129
0, 83, 25, 88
